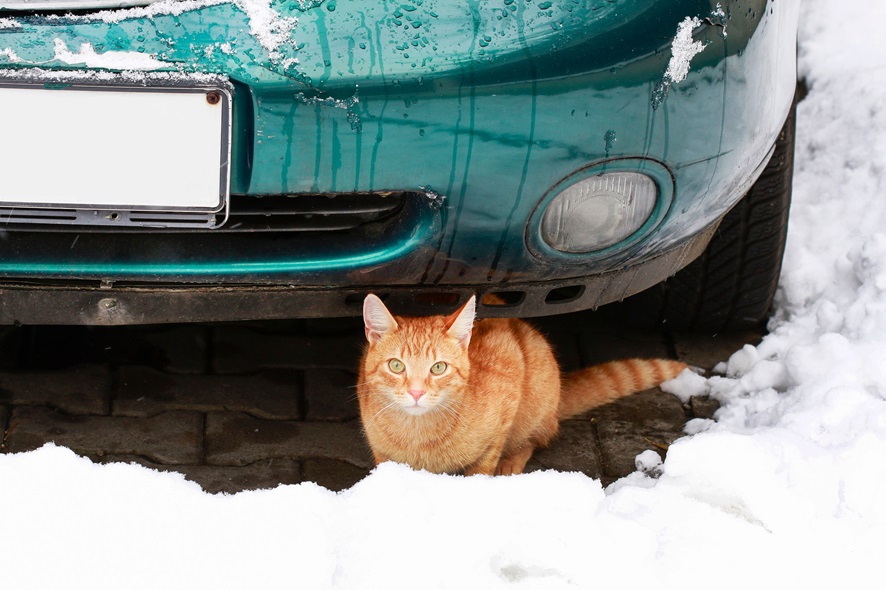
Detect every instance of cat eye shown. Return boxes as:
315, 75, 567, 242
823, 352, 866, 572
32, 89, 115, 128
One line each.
430, 361, 448, 375
388, 359, 406, 374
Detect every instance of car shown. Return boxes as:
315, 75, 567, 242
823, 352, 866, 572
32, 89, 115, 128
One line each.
0, 0, 799, 330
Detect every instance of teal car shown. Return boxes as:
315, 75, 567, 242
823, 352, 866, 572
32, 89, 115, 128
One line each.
0, 0, 799, 330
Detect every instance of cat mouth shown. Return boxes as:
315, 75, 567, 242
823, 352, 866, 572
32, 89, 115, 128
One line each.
401, 403, 432, 416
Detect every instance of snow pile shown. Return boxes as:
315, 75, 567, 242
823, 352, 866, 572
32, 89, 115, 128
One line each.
0, 445, 339, 588
2, 1, 886, 588
678, 0, 886, 494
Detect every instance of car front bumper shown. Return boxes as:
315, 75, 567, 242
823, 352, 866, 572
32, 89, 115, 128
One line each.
0, 0, 799, 323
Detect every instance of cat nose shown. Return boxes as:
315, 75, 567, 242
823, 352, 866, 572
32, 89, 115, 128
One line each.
408, 389, 425, 402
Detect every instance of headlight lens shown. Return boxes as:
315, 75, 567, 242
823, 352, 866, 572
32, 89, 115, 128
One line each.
540, 172, 657, 253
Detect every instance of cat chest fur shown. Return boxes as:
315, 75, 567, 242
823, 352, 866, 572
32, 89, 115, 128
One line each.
359, 358, 539, 474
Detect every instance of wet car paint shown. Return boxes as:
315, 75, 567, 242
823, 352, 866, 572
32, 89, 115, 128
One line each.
0, 0, 798, 289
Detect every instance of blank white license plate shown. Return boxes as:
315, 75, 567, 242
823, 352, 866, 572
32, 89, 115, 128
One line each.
0, 82, 231, 222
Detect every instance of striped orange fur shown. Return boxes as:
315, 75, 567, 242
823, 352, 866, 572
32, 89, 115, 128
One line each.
558, 358, 688, 420
357, 294, 687, 476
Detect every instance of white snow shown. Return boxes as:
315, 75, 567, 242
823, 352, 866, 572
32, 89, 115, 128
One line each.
0, 17, 22, 29
83, 0, 297, 54
52, 39, 170, 70
660, 366, 708, 402
231, 0, 298, 54
664, 16, 707, 84
0, 47, 21, 62
653, 13, 712, 108
2, 1, 886, 588
0, 66, 228, 85
87, 0, 229, 22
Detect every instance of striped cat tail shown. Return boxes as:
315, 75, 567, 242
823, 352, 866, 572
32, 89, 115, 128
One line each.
558, 358, 687, 420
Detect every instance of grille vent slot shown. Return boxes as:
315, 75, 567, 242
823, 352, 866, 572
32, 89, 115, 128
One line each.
223, 193, 406, 233
0, 192, 410, 234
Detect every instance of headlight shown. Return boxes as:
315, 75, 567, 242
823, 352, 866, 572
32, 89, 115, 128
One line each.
540, 172, 658, 253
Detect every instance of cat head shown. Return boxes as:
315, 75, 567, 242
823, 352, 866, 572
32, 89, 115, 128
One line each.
361, 294, 475, 416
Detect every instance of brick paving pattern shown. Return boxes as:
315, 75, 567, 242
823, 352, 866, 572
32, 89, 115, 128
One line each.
0, 310, 763, 494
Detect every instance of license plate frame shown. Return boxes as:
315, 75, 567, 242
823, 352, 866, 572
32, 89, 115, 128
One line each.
0, 79, 232, 229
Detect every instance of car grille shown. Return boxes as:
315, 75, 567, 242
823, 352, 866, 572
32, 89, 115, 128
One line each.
0, 191, 434, 283
0, 192, 408, 234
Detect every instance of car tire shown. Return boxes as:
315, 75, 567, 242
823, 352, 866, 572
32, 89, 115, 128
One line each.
617, 99, 796, 333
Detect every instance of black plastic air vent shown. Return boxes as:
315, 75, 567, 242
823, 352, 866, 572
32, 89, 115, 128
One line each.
223, 193, 406, 233
0, 192, 408, 234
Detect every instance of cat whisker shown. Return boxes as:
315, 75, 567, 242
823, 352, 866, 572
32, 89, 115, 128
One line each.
435, 405, 459, 422
435, 398, 464, 422
368, 400, 401, 423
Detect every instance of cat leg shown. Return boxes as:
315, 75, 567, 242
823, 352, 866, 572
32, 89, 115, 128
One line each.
495, 446, 535, 476
464, 442, 506, 476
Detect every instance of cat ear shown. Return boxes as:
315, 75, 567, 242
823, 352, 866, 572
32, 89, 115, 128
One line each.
363, 294, 399, 344
445, 295, 476, 349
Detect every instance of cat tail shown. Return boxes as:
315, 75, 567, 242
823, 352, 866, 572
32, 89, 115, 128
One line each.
558, 358, 687, 420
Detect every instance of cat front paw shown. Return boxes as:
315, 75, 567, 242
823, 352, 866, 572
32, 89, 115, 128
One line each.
494, 447, 534, 476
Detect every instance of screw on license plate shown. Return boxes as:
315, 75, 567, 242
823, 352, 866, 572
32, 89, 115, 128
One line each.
206, 91, 221, 105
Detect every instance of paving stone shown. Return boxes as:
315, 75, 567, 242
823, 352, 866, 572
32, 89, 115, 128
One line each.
103, 325, 210, 373
690, 396, 721, 420
99, 455, 304, 495
0, 365, 111, 415
587, 389, 687, 432
672, 330, 764, 371
589, 390, 686, 481
304, 369, 359, 421
115, 366, 301, 420
523, 457, 547, 473
595, 421, 681, 482
530, 419, 603, 479
6, 406, 202, 464
205, 412, 372, 469
181, 459, 304, 494
302, 458, 370, 492
212, 327, 362, 373
2, 308, 755, 488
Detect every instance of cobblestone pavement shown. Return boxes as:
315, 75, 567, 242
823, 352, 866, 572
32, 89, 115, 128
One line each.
0, 309, 762, 493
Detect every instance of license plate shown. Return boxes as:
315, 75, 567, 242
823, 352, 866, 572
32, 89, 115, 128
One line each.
0, 81, 231, 228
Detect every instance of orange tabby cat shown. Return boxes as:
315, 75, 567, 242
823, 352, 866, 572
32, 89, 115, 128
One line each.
357, 294, 687, 476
